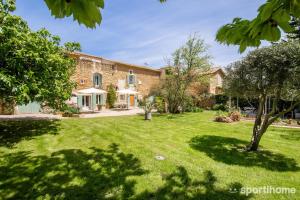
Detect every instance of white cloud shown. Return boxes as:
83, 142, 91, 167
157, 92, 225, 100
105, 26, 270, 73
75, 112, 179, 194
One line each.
14, 0, 267, 68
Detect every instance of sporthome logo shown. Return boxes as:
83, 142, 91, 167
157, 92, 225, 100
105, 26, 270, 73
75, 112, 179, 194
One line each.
229, 186, 297, 196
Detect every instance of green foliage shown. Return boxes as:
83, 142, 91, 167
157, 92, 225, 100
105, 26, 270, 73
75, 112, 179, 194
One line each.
154, 96, 165, 113
64, 105, 79, 114
64, 42, 81, 52
140, 97, 156, 114
0, 4, 79, 111
43, 0, 166, 28
107, 84, 116, 108
216, 0, 300, 52
162, 35, 211, 114
187, 106, 203, 113
225, 42, 300, 101
63, 105, 80, 117
44, 0, 104, 28
225, 41, 300, 150
212, 104, 228, 112
215, 110, 228, 118
214, 94, 229, 105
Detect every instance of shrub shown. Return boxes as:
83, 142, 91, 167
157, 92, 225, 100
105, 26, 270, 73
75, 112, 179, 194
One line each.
192, 107, 204, 113
215, 94, 229, 105
107, 84, 117, 108
196, 94, 215, 109
212, 104, 228, 111
182, 96, 195, 112
62, 105, 80, 117
155, 96, 165, 113
229, 111, 241, 122
215, 110, 232, 123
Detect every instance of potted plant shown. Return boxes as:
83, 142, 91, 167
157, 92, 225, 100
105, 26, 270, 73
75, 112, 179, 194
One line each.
97, 104, 103, 111
141, 97, 155, 120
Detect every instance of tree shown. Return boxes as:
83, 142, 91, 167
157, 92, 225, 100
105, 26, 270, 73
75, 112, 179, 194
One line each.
161, 35, 210, 113
44, 0, 166, 28
106, 84, 117, 108
0, 1, 79, 113
216, 0, 300, 52
224, 42, 300, 151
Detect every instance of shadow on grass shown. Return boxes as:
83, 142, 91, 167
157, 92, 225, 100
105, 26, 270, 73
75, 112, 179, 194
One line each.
189, 135, 299, 172
0, 143, 146, 200
134, 166, 251, 200
0, 120, 59, 147
279, 129, 300, 141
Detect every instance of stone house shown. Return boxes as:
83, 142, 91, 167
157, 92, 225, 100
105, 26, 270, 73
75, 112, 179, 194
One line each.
207, 67, 225, 95
1, 52, 224, 114
69, 52, 161, 112
160, 66, 225, 95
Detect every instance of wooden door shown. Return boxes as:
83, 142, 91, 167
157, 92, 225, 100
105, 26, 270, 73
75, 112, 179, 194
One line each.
130, 95, 135, 106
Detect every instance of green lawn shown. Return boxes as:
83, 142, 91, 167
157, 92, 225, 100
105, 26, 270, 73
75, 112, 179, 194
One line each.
0, 111, 299, 200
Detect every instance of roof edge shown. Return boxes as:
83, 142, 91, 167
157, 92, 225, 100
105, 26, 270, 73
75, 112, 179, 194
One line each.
69, 51, 161, 73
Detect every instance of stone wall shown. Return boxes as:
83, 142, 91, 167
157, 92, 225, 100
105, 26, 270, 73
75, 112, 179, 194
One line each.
209, 71, 224, 95
70, 53, 161, 98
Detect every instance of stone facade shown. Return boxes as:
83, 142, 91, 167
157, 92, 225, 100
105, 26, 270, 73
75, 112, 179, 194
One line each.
159, 66, 225, 95
70, 52, 161, 97
208, 68, 225, 95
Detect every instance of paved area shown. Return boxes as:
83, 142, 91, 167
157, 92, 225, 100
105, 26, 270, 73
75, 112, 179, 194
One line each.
0, 108, 144, 120
0, 114, 61, 121
79, 108, 144, 118
271, 125, 300, 129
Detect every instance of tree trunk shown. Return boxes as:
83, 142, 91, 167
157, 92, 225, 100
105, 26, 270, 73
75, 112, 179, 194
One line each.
247, 128, 263, 151
246, 95, 266, 151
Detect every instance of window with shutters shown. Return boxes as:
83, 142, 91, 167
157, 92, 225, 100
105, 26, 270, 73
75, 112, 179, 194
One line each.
96, 95, 102, 105
128, 74, 135, 84
93, 73, 102, 88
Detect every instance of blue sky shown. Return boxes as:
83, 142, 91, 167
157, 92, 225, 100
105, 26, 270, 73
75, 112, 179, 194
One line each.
14, 0, 266, 68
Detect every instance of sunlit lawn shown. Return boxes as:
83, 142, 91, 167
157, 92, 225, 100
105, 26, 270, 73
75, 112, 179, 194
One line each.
0, 111, 299, 199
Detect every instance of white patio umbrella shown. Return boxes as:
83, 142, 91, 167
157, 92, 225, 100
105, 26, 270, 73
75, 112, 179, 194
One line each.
77, 88, 107, 94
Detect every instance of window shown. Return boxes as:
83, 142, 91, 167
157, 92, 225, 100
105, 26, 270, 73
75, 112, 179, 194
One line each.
82, 96, 90, 107
120, 94, 125, 101
128, 74, 135, 84
96, 95, 102, 105
80, 79, 86, 85
93, 73, 102, 88
129, 70, 133, 74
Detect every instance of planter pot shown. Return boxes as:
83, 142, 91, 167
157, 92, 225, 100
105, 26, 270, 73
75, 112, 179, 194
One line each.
97, 105, 102, 111
62, 113, 72, 117
145, 112, 152, 120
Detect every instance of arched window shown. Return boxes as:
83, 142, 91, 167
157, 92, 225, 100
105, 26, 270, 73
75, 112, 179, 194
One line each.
93, 73, 102, 88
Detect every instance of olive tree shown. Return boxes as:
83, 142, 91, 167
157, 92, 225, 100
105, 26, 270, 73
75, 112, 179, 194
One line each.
224, 42, 300, 151
0, 1, 80, 113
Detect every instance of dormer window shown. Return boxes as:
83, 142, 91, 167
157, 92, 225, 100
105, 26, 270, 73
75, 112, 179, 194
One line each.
93, 73, 102, 88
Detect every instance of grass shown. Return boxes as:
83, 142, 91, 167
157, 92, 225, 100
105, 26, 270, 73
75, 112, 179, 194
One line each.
0, 111, 299, 199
